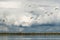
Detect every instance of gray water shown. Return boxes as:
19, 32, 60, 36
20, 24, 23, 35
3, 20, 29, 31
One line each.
1, 35, 60, 40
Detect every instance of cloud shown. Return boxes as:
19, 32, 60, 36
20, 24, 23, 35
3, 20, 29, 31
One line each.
0, 1, 22, 8
0, 26, 8, 31
0, 0, 60, 27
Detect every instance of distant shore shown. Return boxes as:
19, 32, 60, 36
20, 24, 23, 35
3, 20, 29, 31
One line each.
0, 32, 60, 36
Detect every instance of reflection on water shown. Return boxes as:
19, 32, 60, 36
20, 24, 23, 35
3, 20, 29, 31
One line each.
1, 35, 60, 40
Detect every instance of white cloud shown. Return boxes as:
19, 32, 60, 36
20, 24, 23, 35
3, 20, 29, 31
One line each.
0, 0, 60, 27
0, 1, 21, 8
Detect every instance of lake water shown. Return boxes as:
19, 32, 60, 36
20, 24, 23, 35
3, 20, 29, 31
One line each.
1, 35, 60, 40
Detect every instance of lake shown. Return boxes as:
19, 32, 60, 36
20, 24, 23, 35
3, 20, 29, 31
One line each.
1, 35, 60, 40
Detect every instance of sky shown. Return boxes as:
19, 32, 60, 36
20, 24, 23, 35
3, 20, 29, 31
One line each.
0, 2, 21, 8
0, 0, 60, 32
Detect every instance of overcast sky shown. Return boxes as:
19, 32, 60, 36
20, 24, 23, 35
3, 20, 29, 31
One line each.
0, 0, 59, 8
0, 0, 60, 26
0, 0, 60, 32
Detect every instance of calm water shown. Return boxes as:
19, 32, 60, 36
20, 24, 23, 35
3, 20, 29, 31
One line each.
1, 35, 60, 40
